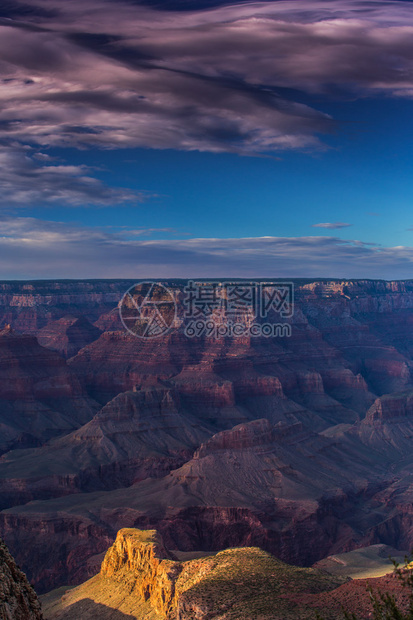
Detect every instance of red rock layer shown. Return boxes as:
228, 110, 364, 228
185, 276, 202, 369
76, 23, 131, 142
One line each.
37, 315, 102, 358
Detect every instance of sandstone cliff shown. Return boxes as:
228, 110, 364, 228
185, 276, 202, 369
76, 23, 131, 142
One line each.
42, 527, 345, 620
0, 537, 43, 619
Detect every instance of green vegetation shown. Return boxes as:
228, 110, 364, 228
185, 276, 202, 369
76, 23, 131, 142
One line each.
174, 547, 345, 620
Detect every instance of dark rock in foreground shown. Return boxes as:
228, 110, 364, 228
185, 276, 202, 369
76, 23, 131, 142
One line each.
0, 537, 43, 619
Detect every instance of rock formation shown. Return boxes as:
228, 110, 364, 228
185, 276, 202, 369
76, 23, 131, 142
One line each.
0, 386, 212, 508
37, 316, 102, 359
42, 527, 345, 619
0, 417, 386, 591
0, 536, 43, 619
0, 280, 134, 334
0, 327, 98, 455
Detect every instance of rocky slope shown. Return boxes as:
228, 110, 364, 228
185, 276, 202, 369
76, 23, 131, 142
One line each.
0, 326, 98, 457
37, 316, 102, 359
42, 527, 346, 620
294, 570, 413, 619
0, 417, 387, 591
0, 386, 212, 507
0, 536, 43, 619
312, 543, 408, 579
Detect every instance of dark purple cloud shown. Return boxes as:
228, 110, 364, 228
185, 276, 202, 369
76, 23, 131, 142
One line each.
0, 148, 145, 206
1, 0, 413, 158
0, 1, 412, 206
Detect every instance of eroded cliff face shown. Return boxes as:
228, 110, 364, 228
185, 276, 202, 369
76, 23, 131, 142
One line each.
37, 316, 102, 359
0, 326, 98, 456
0, 386, 212, 510
100, 529, 180, 617
345, 388, 413, 457
43, 528, 345, 620
0, 280, 134, 334
0, 537, 43, 619
365, 389, 413, 422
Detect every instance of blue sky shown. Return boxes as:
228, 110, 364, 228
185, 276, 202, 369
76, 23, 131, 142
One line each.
38, 94, 413, 246
1, 0, 413, 278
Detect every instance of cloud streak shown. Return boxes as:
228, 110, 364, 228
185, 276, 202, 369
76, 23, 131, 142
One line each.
0, 148, 145, 206
1, 216, 412, 280
312, 222, 352, 229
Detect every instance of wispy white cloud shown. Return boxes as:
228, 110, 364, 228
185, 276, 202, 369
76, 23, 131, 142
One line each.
312, 222, 352, 229
0, 216, 412, 280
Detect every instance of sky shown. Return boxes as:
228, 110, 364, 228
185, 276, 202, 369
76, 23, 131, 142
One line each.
1, 0, 413, 279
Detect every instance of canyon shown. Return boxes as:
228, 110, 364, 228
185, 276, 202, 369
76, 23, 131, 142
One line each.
1, 278, 413, 599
